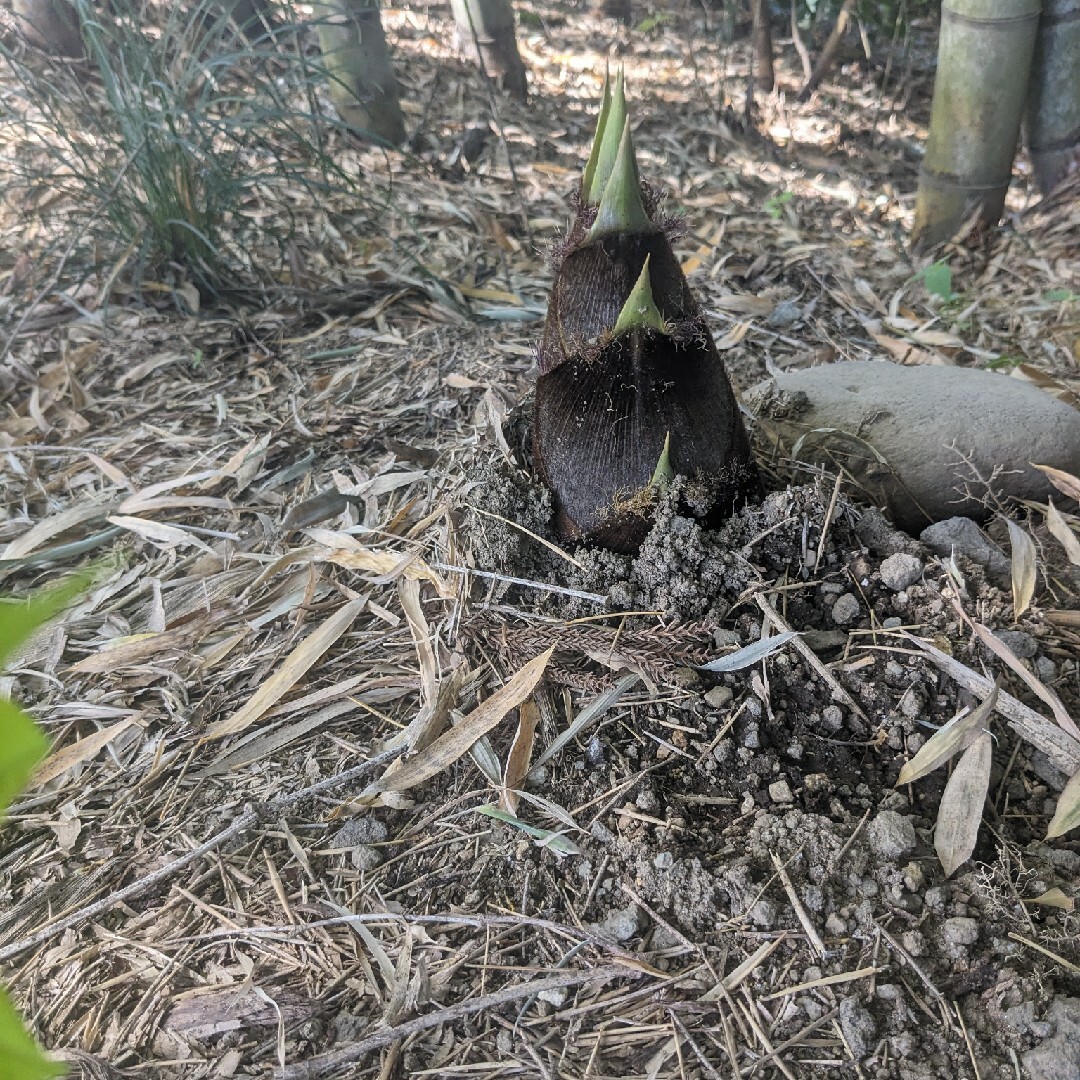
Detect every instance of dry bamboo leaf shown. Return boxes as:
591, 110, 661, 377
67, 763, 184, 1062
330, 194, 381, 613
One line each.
714, 294, 774, 316
1033, 463, 1080, 503
466, 727, 503, 787
202, 701, 357, 776
68, 629, 199, 673
969, 619, 1080, 741
1047, 768, 1080, 839
1, 501, 110, 560
715, 321, 750, 350
358, 648, 554, 801
31, 716, 140, 787
1005, 518, 1037, 619
896, 680, 999, 786
1027, 888, 1074, 911
934, 732, 992, 877
871, 332, 944, 366
85, 452, 132, 490
501, 697, 539, 813
317, 544, 450, 597
400, 579, 436, 707
117, 494, 232, 515
1046, 499, 1080, 566
133, 468, 222, 500
200, 598, 365, 741
107, 515, 215, 553
904, 633, 1080, 775
699, 631, 798, 673
389, 668, 464, 757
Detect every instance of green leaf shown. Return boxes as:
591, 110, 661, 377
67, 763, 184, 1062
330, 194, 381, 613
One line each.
763, 190, 793, 220
0, 990, 64, 1080
921, 260, 953, 300
0, 701, 49, 820
1043, 289, 1077, 303
0, 572, 94, 1079
0, 571, 95, 669
475, 805, 582, 857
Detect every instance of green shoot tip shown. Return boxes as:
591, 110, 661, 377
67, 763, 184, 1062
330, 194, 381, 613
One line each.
613, 254, 666, 334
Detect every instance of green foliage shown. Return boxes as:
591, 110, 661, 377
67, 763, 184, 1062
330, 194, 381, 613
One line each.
0, 697, 48, 827
983, 355, 1024, 372
763, 190, 793, 220
0, 993, 64, 1080
634, 12, 672, 34
1044, 288, 1078, 303
0, 0, 386, 302
0, 574, 93, 1080
915, 260, 957, 302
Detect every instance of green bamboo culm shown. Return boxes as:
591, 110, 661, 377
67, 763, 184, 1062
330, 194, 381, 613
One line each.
913, 0, 1041, 249
312, 0, 406, 146
1026, 0, 1080, 195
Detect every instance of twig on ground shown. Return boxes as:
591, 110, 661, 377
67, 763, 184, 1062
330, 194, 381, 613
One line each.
279, 964, 641, 1079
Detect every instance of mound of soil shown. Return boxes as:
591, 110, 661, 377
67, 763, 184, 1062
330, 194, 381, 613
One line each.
436, 448, 1080, 1079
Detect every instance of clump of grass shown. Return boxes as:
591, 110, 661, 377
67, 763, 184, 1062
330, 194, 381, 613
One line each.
0, 0, 391, 306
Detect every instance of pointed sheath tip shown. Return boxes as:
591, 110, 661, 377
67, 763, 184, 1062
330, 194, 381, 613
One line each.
588, 117, 651, 239
582, 69, 613, 201
584, 67, 629, 205
649, 431, 674, 491
612, 254, 666, 334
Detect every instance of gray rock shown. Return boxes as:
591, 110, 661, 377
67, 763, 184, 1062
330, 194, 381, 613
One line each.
769, 779, 794, 804
942, 916, 979, 948
1004, 1000, 1036, 1035
839, 996, 877, 1059
333, 817, 388, 847
879, 553, 923, 591
803, 629, 849, 653
865, 810, 917, 860
591, 902, 644, 943
920, 517, 1011, 583
705, 685, 733, 709
351, 845, 382, 872
820, 705, 844, 732
749, 899, 779, 928
856, 506, 923, 557
766, 299, 802, 328
1036, 656, 1058, 682
831, 593, 862, 625
748, 362, 1080, 532
1023, 998, 1080, 1080
993, 629, 1038, 659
